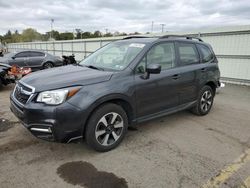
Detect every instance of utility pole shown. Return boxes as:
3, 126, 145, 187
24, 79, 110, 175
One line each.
50, 19, 54, 40
160, 24, 165, 33
151, 21, 154, 33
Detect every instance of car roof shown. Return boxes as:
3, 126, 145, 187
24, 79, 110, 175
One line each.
117, 37, 158, 43
15, 50, 46, 53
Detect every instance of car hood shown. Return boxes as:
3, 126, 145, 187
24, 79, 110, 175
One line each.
20, 65, 114, 92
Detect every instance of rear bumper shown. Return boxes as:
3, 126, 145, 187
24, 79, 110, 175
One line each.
10, 93, 85, 142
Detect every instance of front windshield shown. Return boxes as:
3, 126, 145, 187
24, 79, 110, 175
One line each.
79, 41, 146, 71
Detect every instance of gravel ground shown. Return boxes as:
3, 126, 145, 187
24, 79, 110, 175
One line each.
0, 83, 250, 188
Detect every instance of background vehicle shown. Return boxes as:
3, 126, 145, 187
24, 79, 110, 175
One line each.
0, 50, 63, 71
10, 35, 220, 152
0, 63, 15, 88
62, 54, 77, 65
0, 63, 31, 88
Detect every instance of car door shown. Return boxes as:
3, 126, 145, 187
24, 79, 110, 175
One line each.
8, 52, 29, 67
27, 51, 45, 68
135, 42, 181, 118
175, 42, 201, 105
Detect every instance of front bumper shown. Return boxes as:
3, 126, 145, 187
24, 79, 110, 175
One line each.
10, 93, 85, 142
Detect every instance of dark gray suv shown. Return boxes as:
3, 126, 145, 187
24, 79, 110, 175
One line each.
10, 36, 220, 152
0, 50, 63, 70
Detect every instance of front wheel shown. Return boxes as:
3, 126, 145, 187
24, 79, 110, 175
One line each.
85, 103, 128, 152
191, 85, 214, 116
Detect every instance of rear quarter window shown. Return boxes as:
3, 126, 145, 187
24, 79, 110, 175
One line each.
30, 52, 45, 57
197, 44, 214, 63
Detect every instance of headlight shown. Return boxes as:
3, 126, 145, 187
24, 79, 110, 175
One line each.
37, 87, 81, 105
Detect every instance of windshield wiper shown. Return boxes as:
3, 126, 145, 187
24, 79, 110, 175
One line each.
84, 65, 104, 71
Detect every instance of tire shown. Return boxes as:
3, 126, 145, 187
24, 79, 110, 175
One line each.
191, 85, 214, 116
43, 62, 54, 69
0, 79, 2, 89
85, 103, 128, 152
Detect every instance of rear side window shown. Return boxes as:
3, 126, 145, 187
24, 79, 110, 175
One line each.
30, 52, 45, 57
197, 44, 214, 63
177, 43, 199, 65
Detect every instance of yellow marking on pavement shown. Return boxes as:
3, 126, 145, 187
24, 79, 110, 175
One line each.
241, 176, 250, 188
203, 148, 250, 188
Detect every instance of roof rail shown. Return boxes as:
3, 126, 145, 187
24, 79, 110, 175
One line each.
159, 35, 203, 42
122, 36, 151, 40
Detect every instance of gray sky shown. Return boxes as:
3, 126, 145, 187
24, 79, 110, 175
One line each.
0, 0, 250, 35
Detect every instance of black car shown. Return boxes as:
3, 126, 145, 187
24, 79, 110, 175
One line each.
10, 35, 220, 152
0, 50, 63, 70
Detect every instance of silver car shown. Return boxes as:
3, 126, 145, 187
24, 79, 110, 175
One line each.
0, 50, 63, 70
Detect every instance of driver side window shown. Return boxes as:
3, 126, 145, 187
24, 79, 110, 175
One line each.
136, 42, 176, 73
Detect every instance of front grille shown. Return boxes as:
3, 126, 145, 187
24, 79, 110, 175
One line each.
13, 82, 34, 105
20, 83, 32, 92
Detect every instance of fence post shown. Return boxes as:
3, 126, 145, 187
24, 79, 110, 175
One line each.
61, 42, 64, 56
84, 41, 87, 58
53, 42, 55, 55
71, 41, 74, 54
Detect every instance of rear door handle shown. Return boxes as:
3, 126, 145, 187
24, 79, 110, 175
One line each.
172, 74, 180, 80
201, 68, 207, 72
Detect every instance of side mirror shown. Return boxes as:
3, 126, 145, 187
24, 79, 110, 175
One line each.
146, 64, 161, 74
12, 56, 16, 59
141, 64, 161, 79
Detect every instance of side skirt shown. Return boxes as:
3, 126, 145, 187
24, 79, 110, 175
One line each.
133, 101, 197, 124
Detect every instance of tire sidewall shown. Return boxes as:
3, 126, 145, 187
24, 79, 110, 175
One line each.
85, 103, 128, 152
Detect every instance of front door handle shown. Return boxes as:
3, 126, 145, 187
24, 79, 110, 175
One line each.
172, 74, 180, 80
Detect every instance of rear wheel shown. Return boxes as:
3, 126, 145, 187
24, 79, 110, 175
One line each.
191, 85, 214, 116
43, 62, 54, 69
85, 103, 128, 152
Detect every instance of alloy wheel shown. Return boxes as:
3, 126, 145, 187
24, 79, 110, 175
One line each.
95, 112, 124, 146
201, 90, 213, 112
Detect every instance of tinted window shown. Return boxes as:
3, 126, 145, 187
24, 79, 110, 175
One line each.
15, 52, 30, 58
30, 52, 45, 57
197, 44, 214, 63
178, 43, 199, 65
136, 42, 175, 73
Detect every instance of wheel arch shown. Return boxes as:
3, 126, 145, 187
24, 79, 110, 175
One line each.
82, 95, 135, 136
205, 81, 217, 95
42, 61, 54, 67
